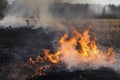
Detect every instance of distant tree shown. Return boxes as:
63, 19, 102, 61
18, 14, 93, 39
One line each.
0, 0, 8, 18
102, 6, 106, 17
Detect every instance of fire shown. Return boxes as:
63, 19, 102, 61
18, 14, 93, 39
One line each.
27, 27, 116, 76
28, 55, 47, 64
44, 27, 116, 64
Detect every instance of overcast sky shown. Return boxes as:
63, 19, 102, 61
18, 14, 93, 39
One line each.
63, 0, 120, 5
8, 0, 120, 5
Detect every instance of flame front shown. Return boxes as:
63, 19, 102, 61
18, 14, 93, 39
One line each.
44, 27, 116, 65
27, 27, 116, 76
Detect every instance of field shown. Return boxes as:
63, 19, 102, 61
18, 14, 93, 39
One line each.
0, 19, 120, 80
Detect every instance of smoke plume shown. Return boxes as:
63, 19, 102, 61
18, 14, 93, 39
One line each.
0, 0, 65, 29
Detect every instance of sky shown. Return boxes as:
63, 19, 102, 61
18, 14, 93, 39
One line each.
63, 0, 120, 5
7, 0, 120, 5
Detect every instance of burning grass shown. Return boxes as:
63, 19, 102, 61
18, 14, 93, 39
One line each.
0, 19, 120, 80
27, 26, 116, 77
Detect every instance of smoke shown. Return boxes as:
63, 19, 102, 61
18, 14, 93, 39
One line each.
0, 0, 65, 29
59, 45, 111, 70
0, 0, 117, 28
59, 43, 120, 73
88, 4, 112, 15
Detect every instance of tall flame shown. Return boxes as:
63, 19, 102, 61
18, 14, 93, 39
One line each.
44, 27, 116, 65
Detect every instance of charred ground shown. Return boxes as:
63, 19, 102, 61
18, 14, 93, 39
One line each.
0, 19, 120, 80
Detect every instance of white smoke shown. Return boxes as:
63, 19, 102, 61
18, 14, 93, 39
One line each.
0, 15, 26, 27
0, 0, 65, 29
60, 45, 120, 73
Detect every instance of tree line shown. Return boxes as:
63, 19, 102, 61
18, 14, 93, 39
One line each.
51, 3, 120, 19
0, 1, 119, 19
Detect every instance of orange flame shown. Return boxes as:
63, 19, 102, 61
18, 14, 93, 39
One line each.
44, 27, 116, 64
27, 27, 116, 76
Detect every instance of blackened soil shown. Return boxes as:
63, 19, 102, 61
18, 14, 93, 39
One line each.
0, 27, 120, 80
28, 68, 120, 80
0, 27, 59, 66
